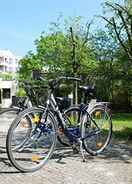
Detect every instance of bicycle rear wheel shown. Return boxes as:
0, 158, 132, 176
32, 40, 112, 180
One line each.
81, 106, 112, 155
57, 106, 81, 146
6, 107, 57, 172
0, 108, 20, 154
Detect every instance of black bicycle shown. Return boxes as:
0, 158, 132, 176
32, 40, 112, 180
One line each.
6, 76, 112, 172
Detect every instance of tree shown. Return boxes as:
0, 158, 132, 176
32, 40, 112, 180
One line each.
18, 17, 97, 105
101, 2, 132, 62
18, 51, 43, 81
99, 1, 132, 109
89, 28, 117, 101
19, 17, 96, 81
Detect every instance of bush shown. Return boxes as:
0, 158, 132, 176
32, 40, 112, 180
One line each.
16, 88, 26, 97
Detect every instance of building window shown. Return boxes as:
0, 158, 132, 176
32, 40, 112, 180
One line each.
9, 58, 13, 64
0, 57, 3, 61
2, 88, 11, 99
0, 66, 4, 71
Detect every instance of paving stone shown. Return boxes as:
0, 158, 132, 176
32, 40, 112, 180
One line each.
0, 111, 132, 184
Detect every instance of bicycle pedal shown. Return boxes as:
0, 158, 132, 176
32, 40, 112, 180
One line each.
56, 153, 64, 162
72, 144, 79, 154
57, 156, 63, 162
73, 147, 79, 154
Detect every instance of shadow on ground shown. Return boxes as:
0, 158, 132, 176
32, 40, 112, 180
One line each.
0, 138, 132, 174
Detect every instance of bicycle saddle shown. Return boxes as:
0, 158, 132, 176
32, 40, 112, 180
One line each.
79, 85, 95, 94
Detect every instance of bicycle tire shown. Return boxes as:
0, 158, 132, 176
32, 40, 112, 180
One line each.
0, 108, 21, 151
0, 107, 33, 151
57, 106, 81, 146
6, 107, 57, 172
0, 107, 20, 115
81, 106, 112, 156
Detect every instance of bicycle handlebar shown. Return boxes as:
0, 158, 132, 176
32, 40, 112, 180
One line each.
31, 70, 81, 89
40, 76, 81, 82
32, 70, 81, 81
39, 76, 81, 89
57, 76, 81, 82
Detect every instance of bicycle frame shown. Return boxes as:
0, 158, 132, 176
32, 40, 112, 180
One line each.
30, 74, 105, 145
39, 91, 81, 144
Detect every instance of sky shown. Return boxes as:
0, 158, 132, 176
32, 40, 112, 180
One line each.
0, 0, 122, 57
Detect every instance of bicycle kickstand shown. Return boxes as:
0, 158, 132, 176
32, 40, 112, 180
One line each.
79, 139, 86, 162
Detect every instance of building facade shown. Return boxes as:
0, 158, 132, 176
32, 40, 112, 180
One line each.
0, 50, 20, 73
0, 80, 17, 108
0, 50, 20, 108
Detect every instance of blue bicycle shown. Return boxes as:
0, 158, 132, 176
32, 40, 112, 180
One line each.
6, 76, 112, 172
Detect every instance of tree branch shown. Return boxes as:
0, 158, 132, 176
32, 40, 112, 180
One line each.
100, 16, 114, 25
118, 23, 124, 36
112, 17, 132, 60
118, 10, 132, 45
82, 22, 91, 47
115, 3, 129, 14
103, 2, 132, 61
70, 27, 76, 75
130, 15, 132, 40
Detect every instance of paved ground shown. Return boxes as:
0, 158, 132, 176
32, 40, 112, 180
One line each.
0, 110, 132, 184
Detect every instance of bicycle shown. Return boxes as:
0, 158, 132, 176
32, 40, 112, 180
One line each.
57, 84, 112, 154
6, 76, 112, 172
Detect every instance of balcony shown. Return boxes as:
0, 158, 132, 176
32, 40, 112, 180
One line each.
0, 61, 8, 66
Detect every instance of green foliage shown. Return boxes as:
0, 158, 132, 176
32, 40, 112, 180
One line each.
0, 72, 13, 80
126, 0, 132, 14
18, 7, 132, 111
19, 51, 43, 81
16, 87, 26, 97
19, 17, 96, 82
93, 1, 132, 108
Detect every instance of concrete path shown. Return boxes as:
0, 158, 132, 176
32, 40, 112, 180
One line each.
0, 110, 132, 184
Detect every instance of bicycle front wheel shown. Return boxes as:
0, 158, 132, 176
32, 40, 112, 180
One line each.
6, 107, 57, 172
81, 106, 112, 155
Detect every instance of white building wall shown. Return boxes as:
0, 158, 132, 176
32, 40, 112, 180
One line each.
0, 81, 17, 108
0, 50, 20, 73
0, 50, 21, 108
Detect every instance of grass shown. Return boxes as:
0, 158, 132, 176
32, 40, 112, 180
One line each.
112, 113, 132, 140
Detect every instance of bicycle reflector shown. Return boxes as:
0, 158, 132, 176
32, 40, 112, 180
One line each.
31, 155, 40, 163
95, 111, 101, 118
96, 142, 103, 148
32, 114, 40, 124
20, 118, 29, 128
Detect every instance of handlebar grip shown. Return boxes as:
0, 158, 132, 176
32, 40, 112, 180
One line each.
58, 76, 81, 82
66, 77, 81, 81
39, 76, 47, 82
